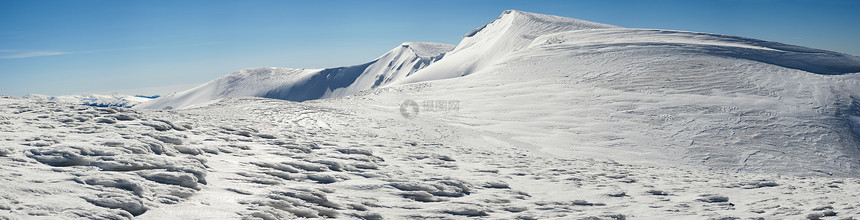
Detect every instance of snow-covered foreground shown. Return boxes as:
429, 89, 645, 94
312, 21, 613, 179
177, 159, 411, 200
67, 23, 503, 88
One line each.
2, 95, 860, 219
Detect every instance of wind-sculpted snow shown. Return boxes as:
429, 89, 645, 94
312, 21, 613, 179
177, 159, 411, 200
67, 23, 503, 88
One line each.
0, 96, 205, 218
530, 29, 860, 75
4, 95, 860, 219
152, 97, 860, 219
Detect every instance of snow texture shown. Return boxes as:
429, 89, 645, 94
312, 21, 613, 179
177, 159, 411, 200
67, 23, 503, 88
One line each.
5, 96, 860, 219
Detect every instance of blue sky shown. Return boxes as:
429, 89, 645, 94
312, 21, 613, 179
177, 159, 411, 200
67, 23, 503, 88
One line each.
2, 0, 859, 97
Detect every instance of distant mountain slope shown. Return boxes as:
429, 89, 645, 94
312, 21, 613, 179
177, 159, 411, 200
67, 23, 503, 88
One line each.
137, 42, 453, 110
24, 93, 156, 108
322, 42, 454, 98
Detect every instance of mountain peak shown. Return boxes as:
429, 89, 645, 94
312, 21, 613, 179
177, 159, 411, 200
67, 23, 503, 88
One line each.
399, 42, 455, 58
464, 10, 616, 38
397, 10, 620, 85
500, 9, 552, 18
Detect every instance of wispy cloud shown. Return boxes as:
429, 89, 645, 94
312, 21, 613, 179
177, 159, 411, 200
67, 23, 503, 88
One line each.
0, 50, 70, 59
1, 43, 214, 60
185, 41, 224, 47
79, 46, 154, 54
0, 46, 153, 60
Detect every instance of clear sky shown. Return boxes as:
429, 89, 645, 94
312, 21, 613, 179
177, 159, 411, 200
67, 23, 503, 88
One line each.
2, 0, 859, 97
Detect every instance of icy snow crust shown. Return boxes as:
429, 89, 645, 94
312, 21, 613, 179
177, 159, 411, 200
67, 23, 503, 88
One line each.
4, 10, 860, 219
4, 96, 860, 219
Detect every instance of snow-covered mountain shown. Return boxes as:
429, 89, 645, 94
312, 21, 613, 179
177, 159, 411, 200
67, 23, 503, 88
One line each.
339, 10, 860, 177
24, 93, 157, 108
5, 10, 860, 219
136, 42, 453, 110
140, 9, 860, 176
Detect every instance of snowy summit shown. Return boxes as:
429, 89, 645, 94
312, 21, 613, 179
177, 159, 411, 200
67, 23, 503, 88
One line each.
3, 10, 860, 219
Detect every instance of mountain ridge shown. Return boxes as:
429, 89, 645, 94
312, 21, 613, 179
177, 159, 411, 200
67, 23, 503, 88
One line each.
140, 10, 860, 110
136, 42, 454, 109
